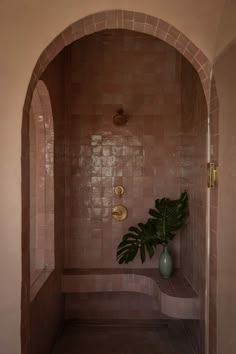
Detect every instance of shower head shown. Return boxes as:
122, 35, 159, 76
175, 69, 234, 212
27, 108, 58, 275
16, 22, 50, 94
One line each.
113, 108, 128, 126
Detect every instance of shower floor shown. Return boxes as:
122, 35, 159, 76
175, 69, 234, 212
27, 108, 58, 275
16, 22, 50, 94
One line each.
51, 320, 197, 354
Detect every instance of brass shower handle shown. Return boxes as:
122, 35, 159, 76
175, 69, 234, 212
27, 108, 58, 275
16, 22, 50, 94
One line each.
114, 185, 125, 197
112, 210, 122, 216
112, 205, 128, 221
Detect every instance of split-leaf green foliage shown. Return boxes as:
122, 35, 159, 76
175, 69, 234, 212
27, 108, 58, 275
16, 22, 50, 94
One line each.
116, 192, 189, 264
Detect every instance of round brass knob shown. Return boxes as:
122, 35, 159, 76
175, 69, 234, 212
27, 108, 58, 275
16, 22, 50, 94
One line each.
112, 205, 128, 221
114, 185, 125, 197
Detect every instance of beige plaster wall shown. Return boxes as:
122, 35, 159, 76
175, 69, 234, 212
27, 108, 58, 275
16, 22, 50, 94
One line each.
213, 43, 236, 354
214, 0, 236, 59
0, 0, 234, 353
211, 2, 236, 352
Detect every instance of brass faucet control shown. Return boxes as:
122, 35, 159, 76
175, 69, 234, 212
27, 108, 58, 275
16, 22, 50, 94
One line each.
112, 205, 128, 221
114, 185, 125, 197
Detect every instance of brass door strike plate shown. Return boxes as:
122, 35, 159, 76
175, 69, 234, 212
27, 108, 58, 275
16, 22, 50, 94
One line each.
207, 162, 218, 188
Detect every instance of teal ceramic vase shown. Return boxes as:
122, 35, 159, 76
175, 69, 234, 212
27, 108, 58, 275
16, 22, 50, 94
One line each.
159, 244, 173, 279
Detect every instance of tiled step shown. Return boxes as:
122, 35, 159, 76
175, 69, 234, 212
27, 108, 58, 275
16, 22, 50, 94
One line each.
62, 268, 199, 320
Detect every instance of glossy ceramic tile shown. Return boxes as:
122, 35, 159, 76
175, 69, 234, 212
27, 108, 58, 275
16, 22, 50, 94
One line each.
180, 57, 208, 353
64, 30, 182, 269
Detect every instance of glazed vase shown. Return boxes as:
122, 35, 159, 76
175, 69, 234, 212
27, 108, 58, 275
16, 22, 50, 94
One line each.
159, 244, 173, 279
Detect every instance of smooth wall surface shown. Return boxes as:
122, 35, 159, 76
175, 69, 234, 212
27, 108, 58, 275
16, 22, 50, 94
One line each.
213, 43, 236, 354
214, 0, 236, 59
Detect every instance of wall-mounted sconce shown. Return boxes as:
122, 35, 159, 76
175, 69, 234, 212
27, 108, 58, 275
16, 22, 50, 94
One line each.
113, 108, 128, 126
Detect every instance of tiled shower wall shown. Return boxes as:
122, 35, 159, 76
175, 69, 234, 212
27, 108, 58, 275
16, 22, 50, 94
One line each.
28, 29, 208, 351
180, 57, 207, 294
180, 57, 208, 352
29, 81, 55, 281
66, 292, 161, 320
30, 53, 65, 354
64, 30, 183, 269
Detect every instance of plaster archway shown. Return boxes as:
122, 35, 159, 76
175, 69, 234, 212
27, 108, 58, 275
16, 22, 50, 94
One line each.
21, 10, 219, 354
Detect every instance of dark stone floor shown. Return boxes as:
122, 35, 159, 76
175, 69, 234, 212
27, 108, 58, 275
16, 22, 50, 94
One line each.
51, 320, 197, 354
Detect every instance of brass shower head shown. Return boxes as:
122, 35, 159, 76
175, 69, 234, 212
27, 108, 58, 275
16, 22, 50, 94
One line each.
113, 108, 128, 126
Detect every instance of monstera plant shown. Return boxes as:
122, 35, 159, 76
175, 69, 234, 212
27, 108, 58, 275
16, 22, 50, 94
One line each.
116, 191, 189, 278
116, 221, 158, 264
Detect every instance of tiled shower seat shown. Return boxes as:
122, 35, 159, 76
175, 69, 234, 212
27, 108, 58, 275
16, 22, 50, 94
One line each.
62, 269, 199, 319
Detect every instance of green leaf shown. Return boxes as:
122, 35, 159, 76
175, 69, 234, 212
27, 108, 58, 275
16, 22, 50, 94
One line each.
116, 220, 158, 264
149, 209, 160, 218
140, 243, 145, 263
118, 239, 137, 248
149, 191, 189, 245
116, 192, 189, 264
145, 241, 155, 259
128, 226, 143, 236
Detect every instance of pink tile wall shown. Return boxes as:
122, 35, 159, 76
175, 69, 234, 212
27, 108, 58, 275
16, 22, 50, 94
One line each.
180, 57, 208, 353
29, 53, 65, 354
27, 10, 211, 106
64, 30, 183, 269
22, 13, 214, 354
65, 292, 162, 320
180, 57, 208, 292
30, 273, 62, 354
62, 270, 199, 320
29, 81, 55, 282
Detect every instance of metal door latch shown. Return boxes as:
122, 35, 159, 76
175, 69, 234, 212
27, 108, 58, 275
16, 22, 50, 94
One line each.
207, 162, 218, 188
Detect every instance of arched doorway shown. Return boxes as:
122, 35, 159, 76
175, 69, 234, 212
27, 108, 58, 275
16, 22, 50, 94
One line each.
22, 10, 219, 354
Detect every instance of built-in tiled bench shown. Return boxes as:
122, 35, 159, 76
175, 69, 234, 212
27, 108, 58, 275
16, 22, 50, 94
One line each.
62, 269, 199, 320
